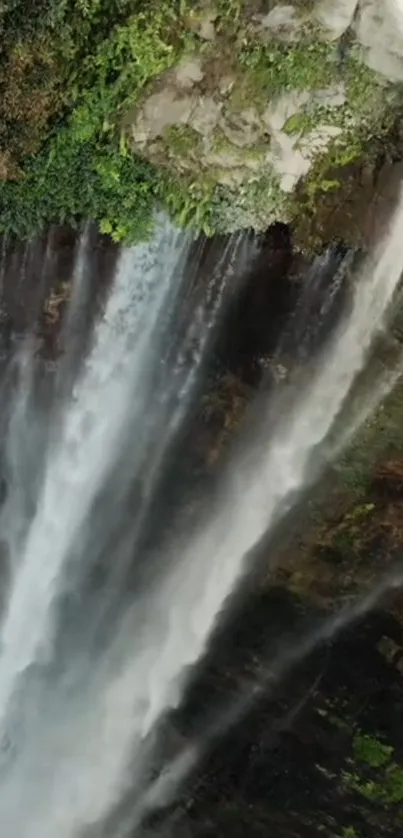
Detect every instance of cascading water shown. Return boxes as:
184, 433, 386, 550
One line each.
0, 185, 402, 837
0, 220, 253, 837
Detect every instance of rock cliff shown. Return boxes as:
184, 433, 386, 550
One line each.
127, 1, 403, 240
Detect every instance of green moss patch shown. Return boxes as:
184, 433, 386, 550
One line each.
343, 732, 403, 806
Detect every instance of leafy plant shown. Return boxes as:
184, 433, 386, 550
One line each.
0, 0, 398, 242
343, 732, 403, 806
353, 734, 393, 769
0, 0, 195, 241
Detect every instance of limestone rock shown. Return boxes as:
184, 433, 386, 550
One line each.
191, 97, 222, 135
215, 168, 253, 187
131, 73, 352, 201
313, 84, 347, 108
299, 124, 343, 158
175, 57, 205, 89
354, 0, 403, 82
128, 0, 395, 235
186, 7, 217, 41
218, 75, 236, 96
269, 132, 311, 192
260, 92, 345, 192
132, 90, 196, 144
262, 92, 312, 191
219, 109, 263, 148
199, 10, 217, 41
262, 92, 311, 133
314, 0, 359, 40
206, 146, 261, 172
253, 4, 306, 42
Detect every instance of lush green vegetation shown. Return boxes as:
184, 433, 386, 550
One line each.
334, 828, 359, 838
238, 40, 339, 96
353, 734, 393, 769
0, 0, 203, 240
0, 0, 400, 242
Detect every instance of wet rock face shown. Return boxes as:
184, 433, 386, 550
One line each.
0, 226, 118, 365
217, 222, 297, 381
293, 152, 403, 253
147, 586, 403, 838
213, 222, 352, 386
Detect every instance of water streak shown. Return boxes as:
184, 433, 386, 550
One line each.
107, 187, 403, 748
0, 192, 402, 837
0, 222, 185, 724
133, 563, 403, 830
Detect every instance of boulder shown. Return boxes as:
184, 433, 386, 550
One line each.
354, 0, 403, 81
314, 0, 359, 40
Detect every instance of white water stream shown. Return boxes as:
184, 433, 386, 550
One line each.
0, 185, 402, 836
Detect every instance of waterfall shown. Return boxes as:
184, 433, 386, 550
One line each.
0, 188, 402, 837
108, 186, 403, 743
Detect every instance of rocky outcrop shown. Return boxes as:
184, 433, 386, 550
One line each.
0, 226, 118, 365
131, 77, 347, 196
354, 0, 403, 81
292, 156, 403, 252
127, 0, 402, 237
315, 0, 359, 39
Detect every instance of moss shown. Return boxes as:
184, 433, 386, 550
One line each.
343, 769, 403, 804
214, 0, 242, 35
288, 65, 397, 249
228, 41, 340, 116
283, 111, 314, 136
210, 170, 288, 232
353, 734, 393, 769
331, 531, 356, 561
164, 124, 200, 157
382, 764, 403, 804
211, 127, 234, 154
343, 732, 403, 806
345, 502, 375, 518
336, 381, 403, 493
211, 126, 267, 161
238, 40, 339, 96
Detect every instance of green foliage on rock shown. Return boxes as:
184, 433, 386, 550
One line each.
0, 0, 197, 240
238, 40, 338, 96
334, 828, 359, 838
0, 0, 401, 241
344, 732, 403, 806
353, 734, 393, 769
